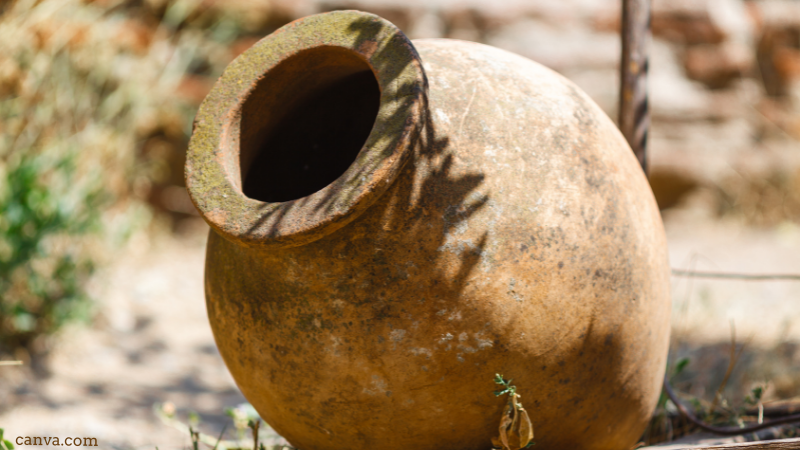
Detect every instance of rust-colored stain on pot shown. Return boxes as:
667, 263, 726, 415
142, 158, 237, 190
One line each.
186, 10, 671, 450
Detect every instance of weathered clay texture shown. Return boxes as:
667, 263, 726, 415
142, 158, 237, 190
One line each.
186, 10, 671, 450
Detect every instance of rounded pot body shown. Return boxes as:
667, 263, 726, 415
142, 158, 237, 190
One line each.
187, 11, 670, 450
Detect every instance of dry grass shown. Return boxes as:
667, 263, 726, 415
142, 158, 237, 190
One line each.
715, 168, 800, 227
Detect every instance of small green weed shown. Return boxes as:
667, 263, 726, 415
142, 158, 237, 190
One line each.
492, 374, 534, 450
156, 402, 292, 450
494, 373, 518, 397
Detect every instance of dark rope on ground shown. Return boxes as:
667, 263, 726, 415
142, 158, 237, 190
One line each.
671, 269, 800, 281
663, 377, 800, 435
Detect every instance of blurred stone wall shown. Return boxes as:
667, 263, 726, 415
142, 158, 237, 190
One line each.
174, 0, 800, 225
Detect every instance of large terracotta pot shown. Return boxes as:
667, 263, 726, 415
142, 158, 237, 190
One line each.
186, 10, 670, 450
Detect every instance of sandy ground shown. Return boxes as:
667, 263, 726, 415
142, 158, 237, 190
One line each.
2, 212, 800, 449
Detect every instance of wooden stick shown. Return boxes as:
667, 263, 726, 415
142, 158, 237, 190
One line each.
619, 0, 650, 174
0, 361, 22, 366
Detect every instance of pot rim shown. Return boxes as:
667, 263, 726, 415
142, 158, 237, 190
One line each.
186, 10, 427, 249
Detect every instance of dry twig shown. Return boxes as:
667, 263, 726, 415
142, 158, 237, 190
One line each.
671, 269, 800, 281
710, 321, 746, 415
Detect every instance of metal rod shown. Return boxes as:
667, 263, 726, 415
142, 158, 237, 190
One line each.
619, 0, 650, 174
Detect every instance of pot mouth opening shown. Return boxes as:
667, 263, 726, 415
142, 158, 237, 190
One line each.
186, 11, 426, 249
239, 47, 381, 203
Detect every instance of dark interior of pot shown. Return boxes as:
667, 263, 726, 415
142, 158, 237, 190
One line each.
238, 47, 380, 203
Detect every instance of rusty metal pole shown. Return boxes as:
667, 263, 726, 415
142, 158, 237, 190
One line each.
619, 0, 650, 175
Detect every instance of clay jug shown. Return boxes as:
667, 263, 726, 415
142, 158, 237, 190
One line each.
186, 10, 670, 450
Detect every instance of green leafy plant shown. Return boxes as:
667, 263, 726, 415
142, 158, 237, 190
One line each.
0, 428, 14, 450
673, 357, 690, 377
744, 384, 766, 406
0, 151, 104, 354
